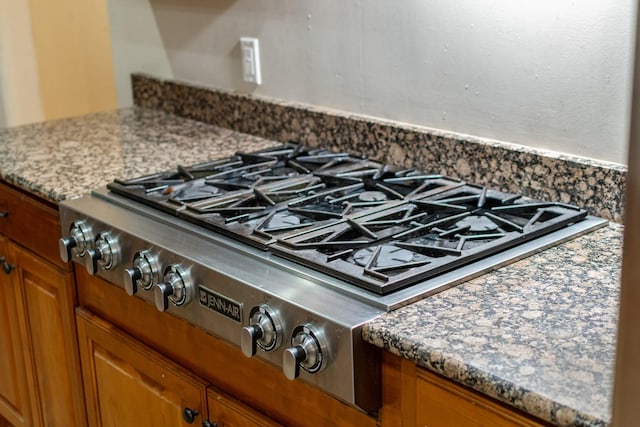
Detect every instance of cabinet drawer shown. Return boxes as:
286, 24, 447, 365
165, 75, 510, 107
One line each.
415, 366, 547, 427
0, 182, 66, 268
207, 387, 282, 427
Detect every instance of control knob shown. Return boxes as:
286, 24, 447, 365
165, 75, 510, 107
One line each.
59, 221, 92, 262
123, 250, 160, 296
283, 324, 328, 380
241, 304, 283, 357
84, 232, 120, 275
154, 264, 193, 312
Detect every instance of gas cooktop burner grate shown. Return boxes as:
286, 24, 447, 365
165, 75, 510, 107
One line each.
108, 142, 591, 295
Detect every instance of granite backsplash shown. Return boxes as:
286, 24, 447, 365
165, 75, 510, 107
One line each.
132, 73, 626, 223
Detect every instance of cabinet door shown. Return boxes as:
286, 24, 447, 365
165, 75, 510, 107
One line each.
10, 241, 86, 427
0, 237, 31, 427
206, 387, 282, 427
76, 308, 208, 427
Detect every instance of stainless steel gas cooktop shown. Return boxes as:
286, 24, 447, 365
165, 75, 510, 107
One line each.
106, 143, 599, 295
58, 142, 607, 412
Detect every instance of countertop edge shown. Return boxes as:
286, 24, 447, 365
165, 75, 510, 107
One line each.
1, 173, 70, 204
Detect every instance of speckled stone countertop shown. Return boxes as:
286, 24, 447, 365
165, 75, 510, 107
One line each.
0, 106, 622, 426
0, 108, 278, 203
364, 223, 621, 426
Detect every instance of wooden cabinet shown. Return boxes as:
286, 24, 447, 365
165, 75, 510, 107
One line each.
10, 240, 85, 427
76, 308, 283, 427
206, 388, 282, 427
0, 183, 67, 268
76, 268, 378, 427
0, 237, 32, 427
0, 182, 86, 427
380, 352, 549, 427
76, 308, 208, 427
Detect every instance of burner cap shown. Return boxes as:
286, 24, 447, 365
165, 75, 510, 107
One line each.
268, 212, 301, 228
358, 191, 388, 202
454, 215, 498, 232
352, 245, 414, 267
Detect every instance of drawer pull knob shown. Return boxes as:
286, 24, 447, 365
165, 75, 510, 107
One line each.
0, 257, 15, 275
182, 407, 199, 424
0, 211, 7, 218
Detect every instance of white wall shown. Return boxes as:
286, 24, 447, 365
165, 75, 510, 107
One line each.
107, 0, 173, 107
0, 0, 44, 126
109, 0, 635, 165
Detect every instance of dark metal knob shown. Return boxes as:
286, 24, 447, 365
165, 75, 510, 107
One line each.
2, 262, 14, 275
202, 421, 218, 427
182, 407, 199, 424
0, 211, 8, 218
0, 257, 14, 275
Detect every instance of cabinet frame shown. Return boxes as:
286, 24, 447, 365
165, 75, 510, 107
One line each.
0, 180, 86, 427
0, 237, 32, 427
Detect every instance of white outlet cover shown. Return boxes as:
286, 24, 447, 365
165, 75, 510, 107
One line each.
240, 37, 262, 85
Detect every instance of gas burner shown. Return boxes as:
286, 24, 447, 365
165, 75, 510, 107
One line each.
352, 245, 417, 267
166, 183, 221, 203
269, 182, 590, 293
452, 215, 499, 232
358, 191, 388, 202
107, 142, 594, 294
265, 212, 301, 229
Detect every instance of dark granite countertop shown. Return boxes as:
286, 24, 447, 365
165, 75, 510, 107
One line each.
0, 108, 279, 203
364, 223, 621, 426
0, 107, 621, 426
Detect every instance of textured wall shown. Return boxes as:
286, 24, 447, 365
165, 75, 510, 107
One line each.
111, 0, 635, 164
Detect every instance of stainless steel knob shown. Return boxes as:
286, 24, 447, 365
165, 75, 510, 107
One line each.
59, 237, 77, 263
84, 232, 120, 275
154, 265, 192, 312
154, 281, 173, 312
283, 324, 328, 380
124, 268, 141, 295
84, 249, 101, 275
123, 250, 159, 296
241, 304, 282, 357
59, 221, 92, 262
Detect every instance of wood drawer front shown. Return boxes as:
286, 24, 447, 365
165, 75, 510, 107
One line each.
0, 183, 65, 268
207, 387, 282, 427
415, 366, 547, 427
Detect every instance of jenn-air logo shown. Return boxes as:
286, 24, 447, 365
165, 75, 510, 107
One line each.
198, 286, 243, 323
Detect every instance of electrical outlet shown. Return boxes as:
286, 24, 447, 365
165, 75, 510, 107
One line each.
240, 37, 262, 85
